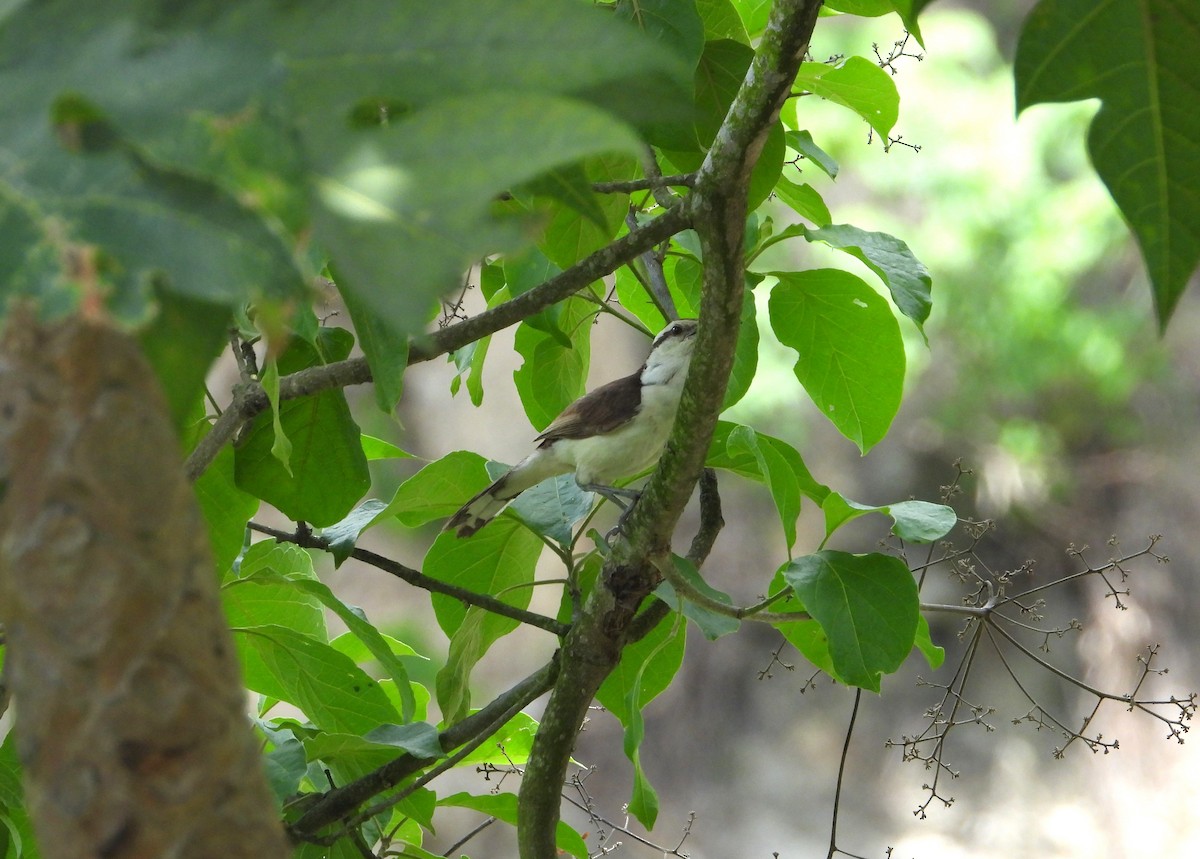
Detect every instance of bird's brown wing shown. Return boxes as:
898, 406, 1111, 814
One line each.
535, 370, 644, 444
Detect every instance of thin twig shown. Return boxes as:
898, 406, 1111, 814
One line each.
826, 689, 862, 859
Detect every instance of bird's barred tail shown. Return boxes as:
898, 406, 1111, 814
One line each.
445, 474, 517, 537
445, 449, 569, 537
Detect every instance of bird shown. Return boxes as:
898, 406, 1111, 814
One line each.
446, 318, 699, 537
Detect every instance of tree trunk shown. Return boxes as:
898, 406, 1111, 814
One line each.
0, 314, 288, 859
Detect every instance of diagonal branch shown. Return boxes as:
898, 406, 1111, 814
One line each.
289, 656, 558, 840
185, 204, 693, 481
248, 523, 569, 637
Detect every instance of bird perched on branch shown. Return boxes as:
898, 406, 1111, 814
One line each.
447, 319, 699, 537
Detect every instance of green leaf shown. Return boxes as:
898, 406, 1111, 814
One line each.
768, 269, 906, 452
785, 129, 839, 179
309, 93, 644, 338
695, 0, 751, 43
301, 732, 421, 783
424, 523, 543, 720
507, 472, 595, 545
651, 38, 750, 152
773, 178, 832, 226
886, 500, 957, 543
730, 0, 773, 35
376, 450, 491, 529
1015, 0, 1200, 327
322, 499, 389, 566
283, 576, 418, 723
234, 328, 371, 527
261, 728, 308, 803
803, 224, 933, 331
596, 614, 686, 725
364, 723, 444, 760
223, 542, 327, 641
457, 711, 540, 767
360, 435, 412, 461
727, 425, 802, 550
706, 421, 829, 504
723, 289, 760, 409
794, 56, 899, 139
233, 625, 401, 733
0, 0, 309, 319
519, 162, 609, 230
537, 154, 638, 270
615, 264, 669, 332
820, 494, 956, 544
335, 265, 408, 414
0, 735, 36, 859
513, 296, 594, 430
783, 551, 920, 692
616, 0, 706, 69
823, 0, 925, 45
425, 521, 543, 637
439, 792, 588, 859
138, 288, 231, 431
186, 416, 259, 573
596, 617, 684, 829
654, 555, 740, 639
259, 359, 291, 475
913, 615, 945, 670
776, 617, 837, 678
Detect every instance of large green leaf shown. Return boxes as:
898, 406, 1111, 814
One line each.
768, 270, 906, 452
0, 0, 690, 331
536, 154, 638, 270
234, 328, 371, 527
782, 551, 919, 692
823, 0, 925, 45
726, 425, 803, 550
424, 523, 543, 720
706, 421, 829, 504
138, 289, 232, 430
375, 449, 491, 530
793, 56, 899, 139
233, 625, 400, 733
0, 3, 308, 321
513, 296, 595, 431
1015, 0, 1200, 327
657, 39, 786, 210
802, 224, 932, 331
820, 493, 957, 544
308, 93, 643, 337
334, 265, 408, 415
616, 0, 706, 69
223, 542, 326, 640
695, 0, 751, 43
186, 415, 260, 573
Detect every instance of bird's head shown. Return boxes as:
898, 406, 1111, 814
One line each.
642, 318, 698, 383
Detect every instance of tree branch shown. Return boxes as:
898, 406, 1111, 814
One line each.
184, 205, 692, 482
248, 522, 570, 638
290, 656, 559, 839
516, 4, 825, 857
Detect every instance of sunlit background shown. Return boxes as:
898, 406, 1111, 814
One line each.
315, 4, 1200, 856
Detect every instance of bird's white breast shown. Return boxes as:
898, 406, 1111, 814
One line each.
555, 377, 685, 486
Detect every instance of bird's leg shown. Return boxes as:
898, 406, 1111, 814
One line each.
578, 482, 641, 511
578, 482, 643, 540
